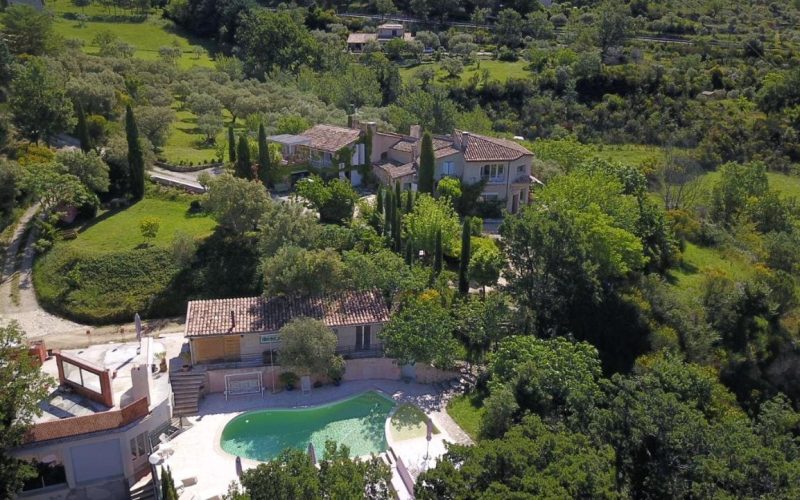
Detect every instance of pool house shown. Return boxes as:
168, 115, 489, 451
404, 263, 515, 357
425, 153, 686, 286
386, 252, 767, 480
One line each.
184, 289, 389, 366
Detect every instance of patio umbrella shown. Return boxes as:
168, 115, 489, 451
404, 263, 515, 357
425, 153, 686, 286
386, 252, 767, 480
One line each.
135, 312, 142, 342
235, 456, 242, 477
307, 442, 317, 465
425, 417, 433, 460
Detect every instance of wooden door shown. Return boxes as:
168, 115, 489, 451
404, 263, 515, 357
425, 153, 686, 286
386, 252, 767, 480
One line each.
224, 336, 241, 361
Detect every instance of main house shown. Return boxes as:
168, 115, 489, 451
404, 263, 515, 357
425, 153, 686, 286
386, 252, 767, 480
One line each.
184, 289, 390, 366
347, 23, 414, 52
268, 122, 537, 214
367, 123, 537, 214
268, 124, 368, 186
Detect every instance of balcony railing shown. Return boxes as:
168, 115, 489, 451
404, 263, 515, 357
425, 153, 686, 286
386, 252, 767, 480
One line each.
200, 344, 385, 370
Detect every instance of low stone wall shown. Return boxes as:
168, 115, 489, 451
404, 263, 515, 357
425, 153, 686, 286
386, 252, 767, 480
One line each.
203, 358, 458, 394
343, 358, 401, 381
154, 160, 223, 172
415, 363, 460, 384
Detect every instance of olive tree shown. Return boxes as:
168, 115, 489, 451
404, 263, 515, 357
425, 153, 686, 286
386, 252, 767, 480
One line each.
278, 318, 338, 375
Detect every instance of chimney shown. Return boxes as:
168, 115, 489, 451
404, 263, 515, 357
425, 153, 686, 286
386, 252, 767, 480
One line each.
461, 131, 470, 152
411, 142, 419, 164
409, 125, 421, 139
366, 121, 377, 136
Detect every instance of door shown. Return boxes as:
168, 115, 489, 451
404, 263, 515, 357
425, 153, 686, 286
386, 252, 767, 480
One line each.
70, 439, 124, 485
512, 193, 519, 214
224, 336, 240, 361
363, 325, 371, 349
355, 325, 372, 351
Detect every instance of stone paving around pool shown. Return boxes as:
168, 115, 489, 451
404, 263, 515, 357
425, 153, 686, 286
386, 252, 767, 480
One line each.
161, 379, 472, 499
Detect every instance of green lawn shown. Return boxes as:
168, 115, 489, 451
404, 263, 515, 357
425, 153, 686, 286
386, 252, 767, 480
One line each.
695, 171, 800, 202
72, 197, 216, 253
160, 106, 251, 164
588, 144, 667, 167
33, 195, 217, 324
400, 59, 530, 84
668, 243, 754, 302
50, 3, 215, 70
446, 394, 485, 441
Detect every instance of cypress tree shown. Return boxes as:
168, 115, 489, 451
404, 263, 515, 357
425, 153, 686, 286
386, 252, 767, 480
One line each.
405, 241, 413, 265
235, 134, 251, 179
257, 123, 270, 187
433, 228, 442, 275
160, 466, 177, 500
418, 132, 435, 193
459, 217, 471, 295
125, 104, 145, 201
228, 126, 236, 163
75, 102, 91, 153
395, 181, 401, 208
393, 205, 402, 252
383, 190, 393, 237
376, 187, 383, 217
404, 189, 414, 213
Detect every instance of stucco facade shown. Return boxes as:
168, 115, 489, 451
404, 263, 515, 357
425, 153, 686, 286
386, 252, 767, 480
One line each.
189, 322, 385, 365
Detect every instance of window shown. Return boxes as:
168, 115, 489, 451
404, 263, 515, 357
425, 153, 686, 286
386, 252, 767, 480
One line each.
481, 192, 499, 201
61, 359, 102, 393
482, 164, 505, 183
442, 161, 455, 176
260, 334, 279, 344
356, 325, 372, 350
517, 164, 526, 174
130, 432, 148, 460
22, 457, 67, 492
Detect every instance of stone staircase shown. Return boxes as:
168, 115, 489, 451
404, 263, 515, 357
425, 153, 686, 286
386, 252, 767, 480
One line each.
129, 479, 155, 500
170, 370, 206, 416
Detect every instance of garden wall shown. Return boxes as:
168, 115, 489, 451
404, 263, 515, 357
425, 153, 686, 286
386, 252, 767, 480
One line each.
203, 358, 459, 394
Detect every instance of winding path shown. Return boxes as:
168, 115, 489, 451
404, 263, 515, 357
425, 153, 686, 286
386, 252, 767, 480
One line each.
0, 206, 87, 339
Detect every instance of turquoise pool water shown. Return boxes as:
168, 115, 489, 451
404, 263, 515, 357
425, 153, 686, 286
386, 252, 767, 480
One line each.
219, 391, 395, 461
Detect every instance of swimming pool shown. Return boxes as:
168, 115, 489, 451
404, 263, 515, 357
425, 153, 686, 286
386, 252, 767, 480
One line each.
219, 391, 396, 461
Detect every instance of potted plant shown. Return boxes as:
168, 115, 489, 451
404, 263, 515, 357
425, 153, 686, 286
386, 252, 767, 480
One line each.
279, 371, 299, 391
156, 351, 168, 373
327, 355, 346, 386
180, 351, 191, 371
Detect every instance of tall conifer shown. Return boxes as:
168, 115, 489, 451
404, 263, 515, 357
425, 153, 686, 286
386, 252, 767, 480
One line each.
125, 104, 145, 201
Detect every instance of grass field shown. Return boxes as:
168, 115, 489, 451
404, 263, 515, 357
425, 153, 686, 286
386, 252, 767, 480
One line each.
446, 394, 485, 441
696, 171, 800, 200
668, 242, 754, 301
33, 195, 217, 323
71, 197, 216, 253
400, 59, 530, 84
588, 143, 666, 167
50, 2, 215, 70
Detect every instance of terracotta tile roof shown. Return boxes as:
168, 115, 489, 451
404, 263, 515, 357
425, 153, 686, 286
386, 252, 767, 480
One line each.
391, 137, 452, 153
461, 131, 533, 162
185, 290, 390, 337
375, 161, 416, 180
301, 125, 362, 153
435, 147, 460, 159
347, 33, 377, 44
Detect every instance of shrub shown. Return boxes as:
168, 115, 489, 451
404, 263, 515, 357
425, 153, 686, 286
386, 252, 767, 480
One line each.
327, 355, 346, 385
279, 371, 299, 390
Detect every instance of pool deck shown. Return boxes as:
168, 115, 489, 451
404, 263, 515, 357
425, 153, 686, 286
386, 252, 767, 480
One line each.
162, 379, 472, 499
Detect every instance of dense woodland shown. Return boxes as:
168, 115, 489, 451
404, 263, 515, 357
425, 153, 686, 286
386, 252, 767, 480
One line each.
3, 0, 800, 498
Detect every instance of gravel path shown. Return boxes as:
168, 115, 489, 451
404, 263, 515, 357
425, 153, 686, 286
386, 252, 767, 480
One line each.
0, 206, 87, 338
